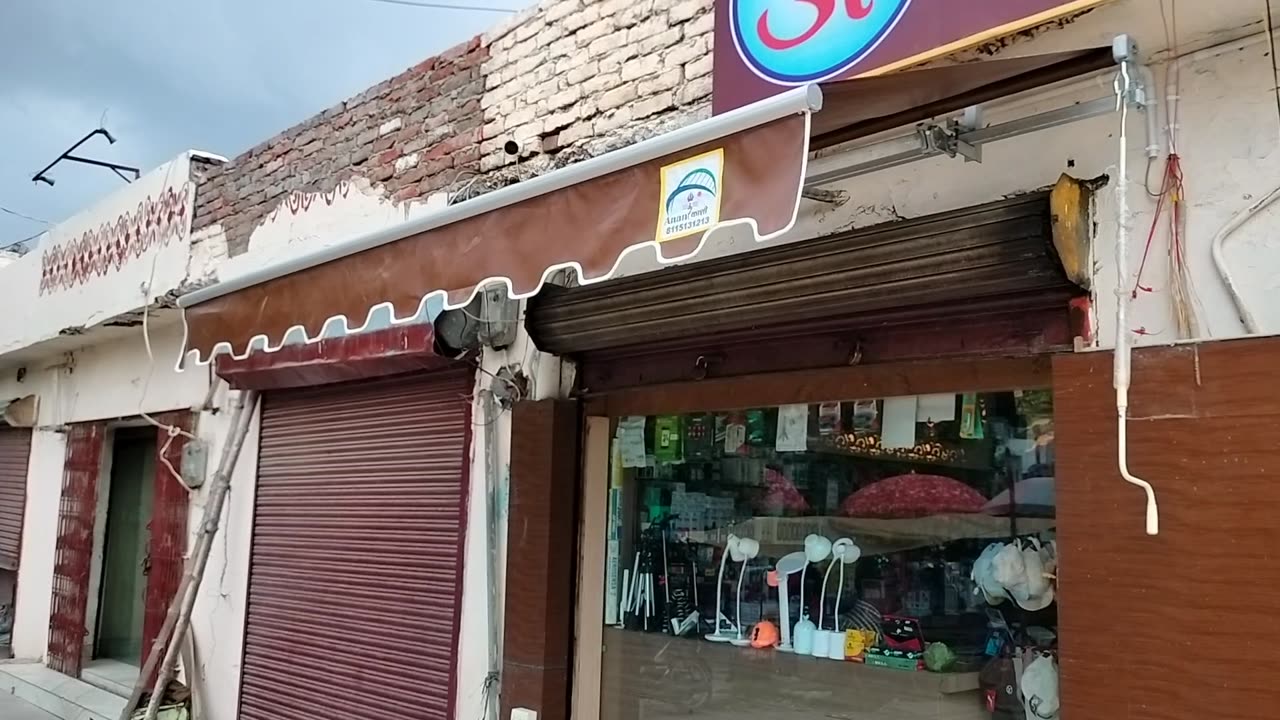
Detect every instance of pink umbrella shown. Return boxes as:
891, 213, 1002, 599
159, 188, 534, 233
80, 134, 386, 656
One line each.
841, 473, 987, 519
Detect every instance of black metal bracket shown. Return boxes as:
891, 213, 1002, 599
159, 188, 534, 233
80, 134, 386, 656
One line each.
31, 128, 140, 186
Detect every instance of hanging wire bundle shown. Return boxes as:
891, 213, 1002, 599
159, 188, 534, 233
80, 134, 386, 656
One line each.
1133, 0, 1207, 340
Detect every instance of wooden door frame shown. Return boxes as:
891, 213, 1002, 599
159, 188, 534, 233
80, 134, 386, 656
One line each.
48, 412, 195, 677
569, 354, 1053, 720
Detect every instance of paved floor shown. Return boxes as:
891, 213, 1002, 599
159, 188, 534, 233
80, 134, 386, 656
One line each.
0, 690, 58, 720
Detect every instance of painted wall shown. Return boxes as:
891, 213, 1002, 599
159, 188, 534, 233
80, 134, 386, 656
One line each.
0, 323, 254, 720
0, 155, 198, 359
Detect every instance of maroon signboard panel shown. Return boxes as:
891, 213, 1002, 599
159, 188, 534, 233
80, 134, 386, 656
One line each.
713, 0, 1107, 113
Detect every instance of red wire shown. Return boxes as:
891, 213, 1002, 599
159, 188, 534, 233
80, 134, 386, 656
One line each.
1132, 157, 1173, 297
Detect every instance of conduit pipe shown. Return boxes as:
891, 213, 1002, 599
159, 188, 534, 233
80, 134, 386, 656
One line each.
1113, 41, 1160, 536
1210, 185, 1279, 335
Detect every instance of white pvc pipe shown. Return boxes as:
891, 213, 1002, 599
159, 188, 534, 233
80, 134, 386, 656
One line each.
1210, 185, 1280, 335
1114, 61, 1160, 536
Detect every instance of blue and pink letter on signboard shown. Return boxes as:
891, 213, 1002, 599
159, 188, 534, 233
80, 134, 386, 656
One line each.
713, 0, 1107, 113
731, 0, 912, 83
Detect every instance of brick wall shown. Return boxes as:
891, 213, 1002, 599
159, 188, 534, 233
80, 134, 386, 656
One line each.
480, 0, 714, 171
191, 37, 487, 257
190, 0, 717, 258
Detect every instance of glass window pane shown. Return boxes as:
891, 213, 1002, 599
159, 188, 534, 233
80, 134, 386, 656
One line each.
598, 389, 1057, 720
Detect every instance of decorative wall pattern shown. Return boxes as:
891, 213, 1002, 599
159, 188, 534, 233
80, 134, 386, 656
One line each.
39, 183, 191, 294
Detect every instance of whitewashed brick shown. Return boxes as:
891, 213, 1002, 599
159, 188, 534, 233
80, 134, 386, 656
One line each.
583, 71, 622, 96
577, 15, 611, 43
587, 29, 628, 57
621, 53, 663, 83
639, 67, 682, 96
378, 117, 403, 136
548, 35, 576, 60
594, 107, 634, 134
514, 52, 541, 77
535, 21, 565, 48
640, 27, 682, 55
599, 84, 638, 112
677, 74, 713, 105
549, 85, 582, 111
545, 0, 582, 24
665, 34, 708, 68
627, 17, 667, 44
598, 52, 625, 74
632, 91, 674, 119
543, 106, 581, 133
394, 153, 420, 174
565, 59, 598, 86
685, 53, 713, 80
515, 17, 545, 42
686, 9, 714, 36
558, 121, 595, 145
505, 107, 536, 128
564, 3, 600, 32
483, 119, 504, 140
670, 0, 705, 23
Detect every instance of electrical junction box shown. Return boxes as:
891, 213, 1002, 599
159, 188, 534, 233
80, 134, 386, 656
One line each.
182, 439, 209, 489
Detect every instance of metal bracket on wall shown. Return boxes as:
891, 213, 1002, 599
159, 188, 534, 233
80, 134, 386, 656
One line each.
806, 64, 1154, 188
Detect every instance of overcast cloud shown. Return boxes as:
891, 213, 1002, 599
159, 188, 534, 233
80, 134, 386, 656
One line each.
0, 0, 528, 251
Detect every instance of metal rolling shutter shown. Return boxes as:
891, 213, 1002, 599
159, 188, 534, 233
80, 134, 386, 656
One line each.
527, 191, 1079, 355
239, 369, 473, 720
0, 428, 31, 571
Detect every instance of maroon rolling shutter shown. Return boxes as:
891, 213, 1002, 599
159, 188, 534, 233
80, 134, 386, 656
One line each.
48, 422, 106, 677
239, 369, 473, 720
141, 411, 195, 672
0, 428, 32, 571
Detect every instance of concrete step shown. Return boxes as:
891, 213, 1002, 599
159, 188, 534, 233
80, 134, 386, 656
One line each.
80, 660, 136, 700
0, 663, 126, 720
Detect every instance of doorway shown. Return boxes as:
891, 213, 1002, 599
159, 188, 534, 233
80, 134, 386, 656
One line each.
93, 428, 156, 663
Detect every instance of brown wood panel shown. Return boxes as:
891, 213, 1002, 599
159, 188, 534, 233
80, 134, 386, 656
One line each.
1053, 337, 1280, 720
586, 356, 1050, 417
503, 399, 581, 720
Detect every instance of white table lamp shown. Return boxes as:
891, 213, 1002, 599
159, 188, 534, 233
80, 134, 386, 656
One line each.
704, 534, 740, 642
793, 534, 831, 655
774, 551, 807, 652
729, 537, 760, 646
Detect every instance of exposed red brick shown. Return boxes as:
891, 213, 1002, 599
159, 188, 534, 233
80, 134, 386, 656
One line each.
192, 31, 489, 257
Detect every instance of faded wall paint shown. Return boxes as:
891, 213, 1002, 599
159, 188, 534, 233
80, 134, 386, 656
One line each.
0, 155, 199, 360
0, 323, 250, 720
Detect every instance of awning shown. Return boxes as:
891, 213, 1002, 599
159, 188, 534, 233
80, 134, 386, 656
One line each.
178, 46, 1116, 365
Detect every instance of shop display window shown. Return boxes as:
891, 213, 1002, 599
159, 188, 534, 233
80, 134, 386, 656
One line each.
595, 389, 1058, 720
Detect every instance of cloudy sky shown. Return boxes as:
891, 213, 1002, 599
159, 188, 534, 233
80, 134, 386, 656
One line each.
0, 0, 529, 251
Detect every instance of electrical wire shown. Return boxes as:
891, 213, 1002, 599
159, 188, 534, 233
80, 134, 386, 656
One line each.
0, 205, 48, 225
0, 230, 46, 253
352, 0, 517, 12
1267, 0, 1280, 135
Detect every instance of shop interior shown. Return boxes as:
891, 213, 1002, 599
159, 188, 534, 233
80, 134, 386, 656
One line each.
598, 389, 1058, 720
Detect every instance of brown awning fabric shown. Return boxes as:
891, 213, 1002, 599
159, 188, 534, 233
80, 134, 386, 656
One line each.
179, 47, 1115, 364
180, 93, 818, 364
813, 46, 1116, 150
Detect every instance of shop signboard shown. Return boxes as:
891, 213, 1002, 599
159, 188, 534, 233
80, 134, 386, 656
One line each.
712, 0, 1109, 114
